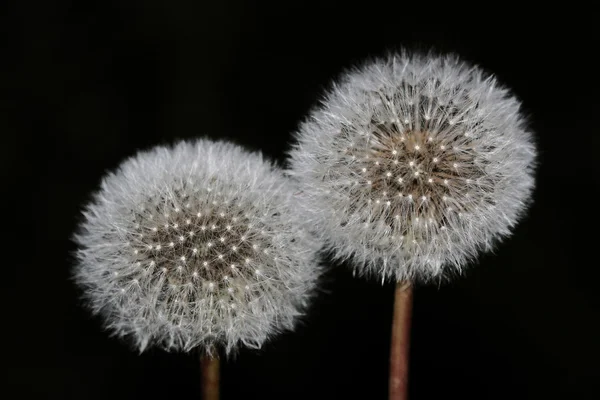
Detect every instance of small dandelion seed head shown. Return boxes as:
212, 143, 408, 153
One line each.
289, 51, 536, 283
74, 139, 321, 355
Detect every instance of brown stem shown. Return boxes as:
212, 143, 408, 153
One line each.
200, 353, 220, 400
389, 281, 413, 400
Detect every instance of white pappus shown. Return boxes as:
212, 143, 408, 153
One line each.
288, 51, 536, 282
74, 139, 320, 354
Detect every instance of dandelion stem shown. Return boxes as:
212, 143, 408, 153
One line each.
200, 353, 220, 400
389, 281, 413, 400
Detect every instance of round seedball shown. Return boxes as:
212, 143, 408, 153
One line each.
289, 52, 536, 282
74, 139, 319, 353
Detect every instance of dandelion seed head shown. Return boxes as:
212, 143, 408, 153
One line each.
74, 139, 320, 354
288, 51, 536, 282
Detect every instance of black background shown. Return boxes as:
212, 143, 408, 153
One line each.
4, 1, 600, 399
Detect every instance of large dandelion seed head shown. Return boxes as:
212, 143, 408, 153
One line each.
74, 139, 319, 353
289, 52, 536, 282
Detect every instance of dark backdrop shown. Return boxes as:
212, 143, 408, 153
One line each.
4, 1, 599, 399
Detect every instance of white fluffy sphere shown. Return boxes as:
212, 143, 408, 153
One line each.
289, 52, 536, 282
74, 139, 320, 353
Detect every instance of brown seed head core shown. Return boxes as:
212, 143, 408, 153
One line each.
124, 186, 274, 305
342, 120, 485, 239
